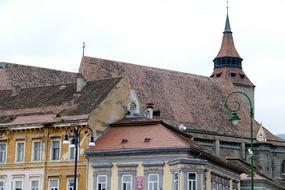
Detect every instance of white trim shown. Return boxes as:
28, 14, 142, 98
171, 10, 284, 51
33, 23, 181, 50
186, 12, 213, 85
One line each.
96, 175, 107, 190
69, 146, 75, 160
13, 178, 23, 190
187, 172, 197, 190
0, 180, 5, 190
30, 179, 40, 190
0, 142, 7, 164
148, 174, 159, 190
15, 141, 25, 163
173, 172, 179, 190
66, 178, 78, 190
121, 174, 132, 190
50, 139, 61, 161
48, 179, 59, 190
32, 140, 42, 162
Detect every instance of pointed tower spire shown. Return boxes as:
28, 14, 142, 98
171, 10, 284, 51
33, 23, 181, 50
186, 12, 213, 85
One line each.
210, 4, 255, 112
224, 14, 231, 32
214, 13, 241, 66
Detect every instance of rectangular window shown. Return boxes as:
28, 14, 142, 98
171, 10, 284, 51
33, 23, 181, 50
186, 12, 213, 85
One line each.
67, 179, 74, 190
188, 173, 196, 190
173, 172, 179, 190
32, 141, 41, 161
51, 140, 60, 160
211, 181, 217, 190
31, 180, 39, 190
0, 143, 7, 163
122, 175, 132, 190
14, 180, 23, 190
0, 181, 4, 190
97, 175, 107, 190
49, 179, 59, 190
148, 174, 159, 190
16, 142, 25, 162
69, 146, 75, 160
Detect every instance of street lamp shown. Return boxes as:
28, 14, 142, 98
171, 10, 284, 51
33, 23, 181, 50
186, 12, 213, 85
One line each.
224, 91, 254, 190
63, 125, 96, 190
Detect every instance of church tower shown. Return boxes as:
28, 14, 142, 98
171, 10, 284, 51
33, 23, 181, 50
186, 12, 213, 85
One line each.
211, 12, 255, 111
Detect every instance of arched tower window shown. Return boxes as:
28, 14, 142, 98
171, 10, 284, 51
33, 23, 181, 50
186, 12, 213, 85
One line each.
282, 160, 285, 174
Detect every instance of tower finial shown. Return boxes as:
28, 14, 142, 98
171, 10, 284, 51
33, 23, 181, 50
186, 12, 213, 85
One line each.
226, 0, 229, 14
82, 42, 86, 56
224, 0, 231, 33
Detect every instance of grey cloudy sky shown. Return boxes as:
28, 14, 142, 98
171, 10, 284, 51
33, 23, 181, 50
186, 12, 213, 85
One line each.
0, 0, 284, 134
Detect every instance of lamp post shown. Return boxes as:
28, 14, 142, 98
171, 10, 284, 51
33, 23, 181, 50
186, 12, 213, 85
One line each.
63, 125, 95, 190
224, 91, 254, 190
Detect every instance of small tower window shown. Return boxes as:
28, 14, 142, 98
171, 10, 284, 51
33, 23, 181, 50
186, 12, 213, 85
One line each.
227, 59, 230, 64
232, 59, 236, 65
240, 74, 245, 79
230, 73, 236, 77
216, 72, 222, 78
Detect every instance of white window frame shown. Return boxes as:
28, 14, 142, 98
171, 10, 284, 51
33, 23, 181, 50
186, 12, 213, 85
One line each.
96, 175, 107, 190
0, 142, 7, 164
148, 174, 159, 190
66, 178, 77, 190
50, 140, 61, 161
187, 172, 197, 190
48, 179, 59, 190
69, 146, 75, 160
31, 179, 40, 190
121, 174, 132, 190
32, 140, 42, 161
15, 141, 25, 163
173, 172, 179, 190
0, 180, 5, 190
13, 179, 23, 190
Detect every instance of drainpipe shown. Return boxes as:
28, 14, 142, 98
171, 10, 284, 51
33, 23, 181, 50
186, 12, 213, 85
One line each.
43, 125, 50, 190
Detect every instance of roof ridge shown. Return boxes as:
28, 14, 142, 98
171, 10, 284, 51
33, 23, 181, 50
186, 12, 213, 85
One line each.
82, 56, 213, 80
2, 61, 77, 74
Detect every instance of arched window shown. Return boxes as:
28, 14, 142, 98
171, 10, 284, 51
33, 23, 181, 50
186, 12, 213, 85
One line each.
282, 160, 285, 174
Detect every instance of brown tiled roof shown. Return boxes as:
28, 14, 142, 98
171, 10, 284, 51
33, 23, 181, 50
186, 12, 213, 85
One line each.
0, 77, 122, 126
215, 32, 241, 58
79, 56, 281, 143
210, 67, 255, 87
88, 117, 244, 173
92, 124, 189, 151
0, 62, 77, 90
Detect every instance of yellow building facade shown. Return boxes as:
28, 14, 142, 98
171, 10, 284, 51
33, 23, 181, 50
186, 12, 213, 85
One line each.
0, 77, 135, 190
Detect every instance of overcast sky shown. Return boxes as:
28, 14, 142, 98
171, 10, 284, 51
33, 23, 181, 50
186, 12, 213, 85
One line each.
0, 0, 284, 135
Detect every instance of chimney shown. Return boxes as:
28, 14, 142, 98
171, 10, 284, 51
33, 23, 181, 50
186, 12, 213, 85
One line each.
76, 73, 87, 92
146, 103, 154, 119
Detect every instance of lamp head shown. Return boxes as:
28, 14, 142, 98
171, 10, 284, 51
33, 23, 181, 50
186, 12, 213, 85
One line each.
230, 111, 241, 126
88, 136, 95, 147
63, 134, 69, 145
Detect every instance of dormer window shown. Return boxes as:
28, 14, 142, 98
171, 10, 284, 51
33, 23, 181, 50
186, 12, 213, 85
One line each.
240, 74, 245, 79
216, 73, 222, 78
144, 138, 151, 143
121, 139, 128, 144
230, 73, 236, 77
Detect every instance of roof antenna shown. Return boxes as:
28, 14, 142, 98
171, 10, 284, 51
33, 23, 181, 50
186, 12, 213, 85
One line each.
82, 42, 86, 56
